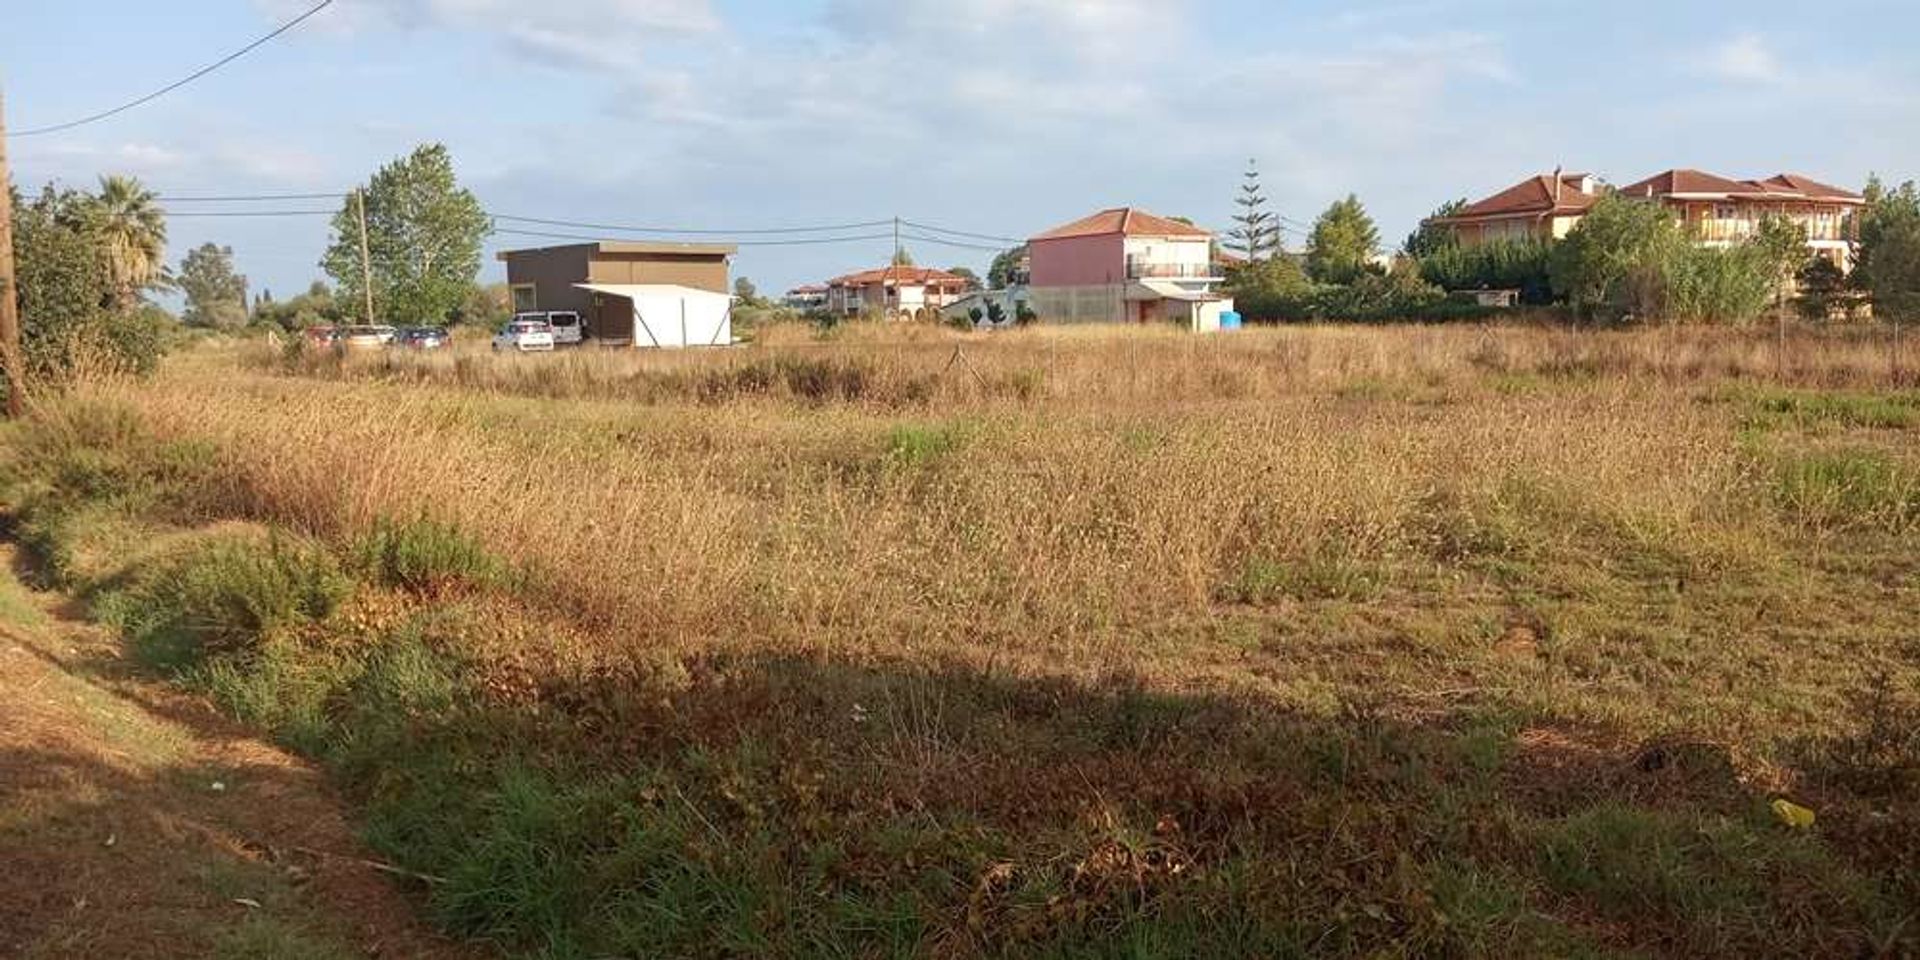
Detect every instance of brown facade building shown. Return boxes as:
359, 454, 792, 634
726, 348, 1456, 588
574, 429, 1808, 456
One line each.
497, 241, 735, 342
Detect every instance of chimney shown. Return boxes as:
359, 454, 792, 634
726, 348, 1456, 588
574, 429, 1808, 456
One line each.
1553, 165, 1563, 204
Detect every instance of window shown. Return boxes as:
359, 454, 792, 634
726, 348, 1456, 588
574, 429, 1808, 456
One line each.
510, 284, 537, 312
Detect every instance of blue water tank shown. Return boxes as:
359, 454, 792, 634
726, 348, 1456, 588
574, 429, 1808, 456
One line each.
1219, 310, 1243, 331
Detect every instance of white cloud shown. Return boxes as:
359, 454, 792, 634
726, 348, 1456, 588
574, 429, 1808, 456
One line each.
1702, 33, 1783, 83
263, 0, 720, 65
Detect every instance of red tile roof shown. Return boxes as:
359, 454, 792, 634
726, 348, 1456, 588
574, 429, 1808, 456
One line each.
826, 266, 971, 288
1617, 168, 1760, 199
1616, 169, 1863, 204
1751, 173, 1865, 202
1435, 173, 1601, 223
1030, 207, 1213, 241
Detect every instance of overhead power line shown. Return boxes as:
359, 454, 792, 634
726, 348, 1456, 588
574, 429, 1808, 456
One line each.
898, 232, 1008, 253
12, 0, 336, 138
159, 191, 349, 202
899, 220, 1022, 245
494, 227, 897, 248
491, 212, 894, 236
163, 208, 336, 218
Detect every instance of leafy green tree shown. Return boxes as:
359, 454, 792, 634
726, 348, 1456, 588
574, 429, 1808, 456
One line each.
1794, 256, 1852, 320
89, 175, 168, 311
1549, 196, 1682, 318
946, 266, 982, 292
1751, 215, 1806, 311
1305, 194, 1380, 284
891, 246, 915, 267
1664, 244, 1774, 324
733, 276, 765, 306
1228, 159, 1280, 262
1225, 255, 1311, 301
253, 280, 343, 332
178, 243, 249, 330
1856, 178, 1920, 319
988, 245, 1028, 289
322, 143, 491, 325
9, 184, 169, 382
1403, 198, 1466, 258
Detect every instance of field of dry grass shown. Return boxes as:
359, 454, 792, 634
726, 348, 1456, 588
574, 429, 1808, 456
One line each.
5, 321, 1916, 958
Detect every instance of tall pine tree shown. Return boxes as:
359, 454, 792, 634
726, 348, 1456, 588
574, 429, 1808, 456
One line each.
1228, 159, 1280, 262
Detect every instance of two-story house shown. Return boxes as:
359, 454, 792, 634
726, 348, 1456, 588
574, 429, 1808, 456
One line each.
1026, 207, 1233, 331
1427, 172, 1605, 247
1430, 168, 1865, 272
1615, 169, 1864, 272
823, 265, 972, 321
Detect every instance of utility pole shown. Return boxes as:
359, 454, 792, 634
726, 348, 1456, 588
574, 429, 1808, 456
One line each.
353, 188, 374, 325
0, 89, 24, 418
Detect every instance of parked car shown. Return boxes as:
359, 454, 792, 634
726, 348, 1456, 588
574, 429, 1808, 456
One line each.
395, 327, 451, 350
492, 318, 555, 352
340, 325, 388, 350
303, 325, 339, 347
547, 311, 584, 346
509, 311, 585, 347
372, 324, 399, 344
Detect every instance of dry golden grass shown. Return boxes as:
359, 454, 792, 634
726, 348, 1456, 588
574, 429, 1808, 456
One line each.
129, 324, 1916, 735
16, 321, 1919, 957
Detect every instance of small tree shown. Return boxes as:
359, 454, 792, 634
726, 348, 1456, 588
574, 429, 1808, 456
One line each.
1795, 257, 1851, 320
1404, 199, 1466, 258
988, 245, 1028, 288
1549, 196, 1681, 319
321, 143, 491, 325
178, 243, 249, 330
947, 266, 983, 292
9, 183, 173, 387
1227, 159, 1280, 262
1305, 194, 1381, 285
1857, 178, 1920, 320
891, 246, 916, 267
733, 276, 764, 306
1752, 215, 1806, 310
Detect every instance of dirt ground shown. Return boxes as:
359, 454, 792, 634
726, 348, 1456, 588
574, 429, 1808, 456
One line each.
0, 542, 486, 960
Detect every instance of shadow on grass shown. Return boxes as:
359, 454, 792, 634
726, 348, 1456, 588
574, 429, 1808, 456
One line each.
168, 623, 1913, 960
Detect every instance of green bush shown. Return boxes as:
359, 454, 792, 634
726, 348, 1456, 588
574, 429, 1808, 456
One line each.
353, 516, 505, 593
1417, 239, 1555, 304
104, 536, 352, 669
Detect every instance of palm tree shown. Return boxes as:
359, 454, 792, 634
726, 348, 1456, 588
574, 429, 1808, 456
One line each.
91, 175, 168, 311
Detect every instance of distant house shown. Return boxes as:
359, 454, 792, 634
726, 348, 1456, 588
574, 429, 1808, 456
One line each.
1428, 168, 1866, 273
783, 284, 828, 311
1025, 207, 1233, 331
823, 266, 972, 320
1615, 169, 1864, 272
498, 241, 735, 344
1428, 171, 1604, 248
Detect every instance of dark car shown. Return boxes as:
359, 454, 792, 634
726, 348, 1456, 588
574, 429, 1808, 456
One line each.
396, 327, 451, 350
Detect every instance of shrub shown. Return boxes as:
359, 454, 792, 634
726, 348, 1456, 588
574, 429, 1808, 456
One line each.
354, 516, 505, 593
104, 536, 352, 669
1417, 239, 1554, 304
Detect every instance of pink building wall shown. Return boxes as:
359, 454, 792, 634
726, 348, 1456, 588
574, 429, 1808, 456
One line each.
1029, 234, 1126, 287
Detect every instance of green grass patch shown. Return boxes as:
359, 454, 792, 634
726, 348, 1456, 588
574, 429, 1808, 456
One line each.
352, 516, 506, 594
884, 420, 971, 466
1738, 388, 1920, 432
97, 535, 350, 671
1773, 448, 1919, 533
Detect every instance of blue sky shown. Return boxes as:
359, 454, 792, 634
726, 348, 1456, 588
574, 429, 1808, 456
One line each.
6, 0, 1918, 299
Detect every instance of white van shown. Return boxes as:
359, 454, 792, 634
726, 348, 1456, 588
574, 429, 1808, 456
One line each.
546, 311, 584, 346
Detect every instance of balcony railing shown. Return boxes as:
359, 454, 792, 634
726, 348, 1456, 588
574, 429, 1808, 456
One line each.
1125, 261, 1221, 280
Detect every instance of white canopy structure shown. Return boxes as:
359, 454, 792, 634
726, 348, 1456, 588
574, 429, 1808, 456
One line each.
574, 283, 734, 349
